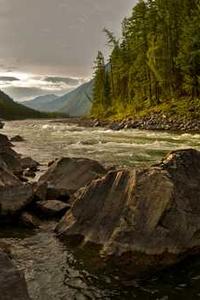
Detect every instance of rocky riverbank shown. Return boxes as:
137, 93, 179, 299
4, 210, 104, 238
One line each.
54, 113, 200, 132
2, 128, 200, 296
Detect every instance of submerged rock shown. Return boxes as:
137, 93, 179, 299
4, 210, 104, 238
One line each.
56, 149, 200, 278
35, 157, 106, 201
0, 250, 31, 300
21, 156, 39, 171
0, 120, 4, 129
10, 135, 25, 142
0, 166, 33, 218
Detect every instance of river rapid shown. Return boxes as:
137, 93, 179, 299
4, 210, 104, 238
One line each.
2, 119, 200, 300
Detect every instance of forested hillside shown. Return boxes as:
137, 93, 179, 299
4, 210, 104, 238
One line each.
0, 90, 64, 120
91, 0, 200, 120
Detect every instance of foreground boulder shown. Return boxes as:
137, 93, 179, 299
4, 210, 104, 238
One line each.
0, 166, 33, 219
56, 149, 200, 278
35, 157, 106, 201
0, 250, 31, 300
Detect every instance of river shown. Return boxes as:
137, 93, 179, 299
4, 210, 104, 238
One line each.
1, 119, 200, 300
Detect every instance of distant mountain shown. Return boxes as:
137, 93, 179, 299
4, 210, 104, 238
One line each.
22, 80, 94, 117
56, 79, 93, 116
0, 90, 59, 120
22, 94, 58, 112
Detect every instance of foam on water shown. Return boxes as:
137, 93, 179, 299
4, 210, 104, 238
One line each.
2, 119, 200, 168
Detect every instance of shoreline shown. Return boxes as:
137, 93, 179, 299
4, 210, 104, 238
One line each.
51, 113, 200, 133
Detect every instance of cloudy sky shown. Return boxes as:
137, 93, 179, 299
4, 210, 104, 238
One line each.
0, 0, 135, 101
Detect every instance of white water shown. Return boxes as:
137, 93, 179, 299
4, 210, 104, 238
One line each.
2, 119, 200, 168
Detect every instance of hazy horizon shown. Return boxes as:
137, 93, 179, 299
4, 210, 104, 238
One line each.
0, 0, 135, 101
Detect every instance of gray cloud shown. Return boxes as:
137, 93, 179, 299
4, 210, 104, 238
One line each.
0, 0, 135, 77
2, 86, 69, 102
44, 77, 80, 86
0, 76, 19, 82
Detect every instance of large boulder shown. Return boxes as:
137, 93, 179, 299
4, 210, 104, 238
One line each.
0, 166, 33, 218
56, 149, 200, 278
0, 133, 13, 148
0, 250, 31, 300
35, 157, 106, 201
0, 133, 23, 175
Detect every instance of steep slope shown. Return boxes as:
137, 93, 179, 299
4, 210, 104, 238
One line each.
57, 79, 93, 116
22, 94, 58, 112
21, 80, 94, 116
0, 90, 51, 120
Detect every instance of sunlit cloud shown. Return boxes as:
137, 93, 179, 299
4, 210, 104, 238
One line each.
0, 71, 88, 101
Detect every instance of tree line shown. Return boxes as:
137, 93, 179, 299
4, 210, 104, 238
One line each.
91, 0, 200, 118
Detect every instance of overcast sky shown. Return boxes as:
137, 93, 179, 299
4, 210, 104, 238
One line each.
0, 0, 135, 101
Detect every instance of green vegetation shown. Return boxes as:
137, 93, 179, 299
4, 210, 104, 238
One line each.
0, 90, 67, 120
91, 0, 200, 120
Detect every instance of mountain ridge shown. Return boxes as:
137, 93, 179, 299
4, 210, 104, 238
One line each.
22, 79, 94, 116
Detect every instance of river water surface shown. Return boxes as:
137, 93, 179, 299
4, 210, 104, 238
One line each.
1, 119, 200, 300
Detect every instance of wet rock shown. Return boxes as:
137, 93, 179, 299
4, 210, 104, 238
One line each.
0, 120, 4, 129
0, 241, 11, 256
0, 250, 31, 300
35, 157, 106, 201
24, 169, 36, 178
0, 166, 33, 218
56, 149, 200, 278
36, 200, 70, 218
46, 187, 70, 202
21, 156, 39, 171
10, 135, 25, 142
20, 212, 40, 228
0, 148, 23, 176
0, 133, 13, 148
0, 134, 23, 175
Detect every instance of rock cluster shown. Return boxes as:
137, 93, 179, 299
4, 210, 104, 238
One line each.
90, 114, 200, 132
56, 149, 200, 277
2, 127, 200, 281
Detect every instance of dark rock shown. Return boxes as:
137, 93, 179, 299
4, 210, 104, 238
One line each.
0, 134, 23, 175
20, 212, 40, 228
0, 166, 33, 218
0, 133, 13, 148
24, 169, 36, 178
0, 241, 11, 256
10, 135, 25, 142
0, 120, 4, 129
36, 200, 70, 218
0, 148, 23, 176
0, 250, 31, 300
46, 187, 70, 202
35, 157, 106, 201
56, 149, 200, 278
21, 157, 39, 171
